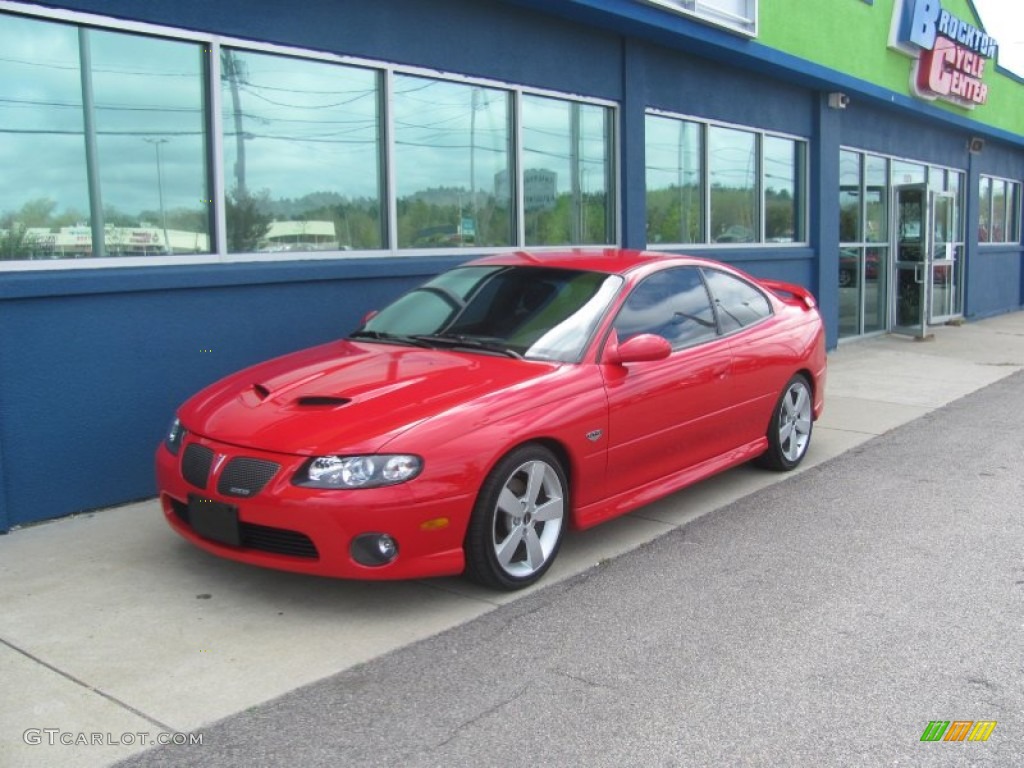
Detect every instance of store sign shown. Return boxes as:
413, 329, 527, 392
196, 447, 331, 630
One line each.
891, 0, 998, 108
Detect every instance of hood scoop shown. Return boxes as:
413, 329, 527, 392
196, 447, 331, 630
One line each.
252, 383, 271, 400
295, 395, 351, 408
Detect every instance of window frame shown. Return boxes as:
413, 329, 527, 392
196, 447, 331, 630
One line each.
979, 174, 1022, 245
644, 109, 809, 250
641, 0, 758, 37
0, 2, 619, 271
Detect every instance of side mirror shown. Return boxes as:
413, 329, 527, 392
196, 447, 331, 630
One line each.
606, 333, 672, 365
361, 309, 379, 325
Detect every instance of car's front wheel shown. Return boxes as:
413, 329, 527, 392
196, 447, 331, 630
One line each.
464, 444, 567, 590
757, 374, 813, 471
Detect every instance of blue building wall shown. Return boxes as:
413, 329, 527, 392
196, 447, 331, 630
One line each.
0, 257, 464, 530
1, 0, 1021, 531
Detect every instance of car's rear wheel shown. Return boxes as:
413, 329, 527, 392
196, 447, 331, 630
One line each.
464, 444, 567, 590
758, 374, 813, 471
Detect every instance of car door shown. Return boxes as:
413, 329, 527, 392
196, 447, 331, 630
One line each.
701, 267, 783, 446
600, 266, 735, 499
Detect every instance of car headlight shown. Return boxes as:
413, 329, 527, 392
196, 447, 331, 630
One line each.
294, 455, 423, 489
165, 417, 186, 456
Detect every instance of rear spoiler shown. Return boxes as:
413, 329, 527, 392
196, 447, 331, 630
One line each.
760, 279, 818, 310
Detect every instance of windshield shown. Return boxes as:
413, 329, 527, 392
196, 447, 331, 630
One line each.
357, 266, 622, 362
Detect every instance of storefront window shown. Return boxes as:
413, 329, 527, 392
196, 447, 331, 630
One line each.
709, 125, 756, 243
839, 150, 861, 243
2, 8, 621, 267
221, 50, 382, 254
1010, 184, 1021, 242
892, 160, 925, 186
645, 116, 702, 244
864, 155, 888, 243
645, 113, 805, 247
979, 176, 1021, 244
990, 179, 1007, 242
763, 136, 803, 242
522, 95, 613, 246
393, 76, 512, 249
1, 15, 210, 260
839, 150, 894, 338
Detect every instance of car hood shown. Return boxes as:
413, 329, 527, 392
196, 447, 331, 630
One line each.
179, 340, 559, 455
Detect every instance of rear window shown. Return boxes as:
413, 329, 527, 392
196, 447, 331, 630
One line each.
702, 269, 772, 333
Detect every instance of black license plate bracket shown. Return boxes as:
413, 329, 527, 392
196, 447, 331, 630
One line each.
188, 496, 241, 547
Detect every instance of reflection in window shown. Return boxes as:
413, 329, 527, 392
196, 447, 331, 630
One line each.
0, 16, 210, 259
522, 95, 612, 246
839, 150, 893, 339
979, 177, 992, 242
763, 135, 803, 242
645, 115, 702, 244
93, 31, 209, 255
1010, 183, 1021, 243
976, 175, 1021, 244
393, 76, 511, 249
990, 178, 1006, 243
645, 113, 806, 247
709, 126, 756, 243
222, 50, 381, 253
614, 267, 716, 347
838, 151, 860, 243
703, 268, 771, 332
892, 160, 925, 186
864, 155, 888, 243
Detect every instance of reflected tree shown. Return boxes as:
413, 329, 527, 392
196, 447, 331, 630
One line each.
225, 188, 271, 253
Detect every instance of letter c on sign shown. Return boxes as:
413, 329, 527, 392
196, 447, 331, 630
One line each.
919, 36, 955, 97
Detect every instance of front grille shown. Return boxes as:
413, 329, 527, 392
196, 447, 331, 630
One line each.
168, 498, 318, 559
217, 457, 280, 498
181, 444, 215, 489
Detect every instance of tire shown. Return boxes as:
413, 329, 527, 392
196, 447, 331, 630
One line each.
464, 444, 567, 590
757, 374, 813, 471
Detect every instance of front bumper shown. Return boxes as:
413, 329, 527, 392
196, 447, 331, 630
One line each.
155, 433, 472, 580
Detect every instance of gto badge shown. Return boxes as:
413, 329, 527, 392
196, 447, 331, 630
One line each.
585, 429, 603, 442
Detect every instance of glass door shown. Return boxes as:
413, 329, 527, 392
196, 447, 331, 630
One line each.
893, 184, 928, 337
891, 186, 960, 336
929, 191, 959, 323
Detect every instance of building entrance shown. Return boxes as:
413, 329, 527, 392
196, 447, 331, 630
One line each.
892, 185, 962, 338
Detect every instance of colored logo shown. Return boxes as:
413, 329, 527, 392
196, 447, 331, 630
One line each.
891, 0, 998, 108
920, 720, 997, 742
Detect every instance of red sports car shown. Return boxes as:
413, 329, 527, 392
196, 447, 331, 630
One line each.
156, 250, 826, 590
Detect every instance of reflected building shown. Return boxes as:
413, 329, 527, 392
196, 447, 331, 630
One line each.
495, 169, 557, 212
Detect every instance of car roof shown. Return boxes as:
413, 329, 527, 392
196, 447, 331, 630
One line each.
466, 249, 722, 276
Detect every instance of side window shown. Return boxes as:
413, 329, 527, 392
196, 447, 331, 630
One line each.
613, 267, 717, 348
703, 269, 773, 333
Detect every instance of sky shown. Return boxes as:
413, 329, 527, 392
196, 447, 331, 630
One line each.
972, 0, 1024, 77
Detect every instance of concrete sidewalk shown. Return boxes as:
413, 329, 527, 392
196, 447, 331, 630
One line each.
3, 312, 1023, 768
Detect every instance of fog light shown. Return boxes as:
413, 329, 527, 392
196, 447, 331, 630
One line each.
351, 533, 399, 567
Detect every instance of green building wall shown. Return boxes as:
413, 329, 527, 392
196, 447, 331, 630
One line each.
759, 0, 1023, 138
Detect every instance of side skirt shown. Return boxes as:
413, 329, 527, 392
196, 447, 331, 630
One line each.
572, 437, 769, 530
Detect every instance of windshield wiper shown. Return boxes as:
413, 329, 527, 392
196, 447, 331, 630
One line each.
348, 330, 434, 348
412, 334, 523, 359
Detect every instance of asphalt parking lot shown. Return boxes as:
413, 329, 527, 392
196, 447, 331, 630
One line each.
2, 311, 1023, 767
117, 367, 1024, 768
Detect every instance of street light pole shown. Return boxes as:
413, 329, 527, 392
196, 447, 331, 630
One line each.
144, 138, 170, 254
